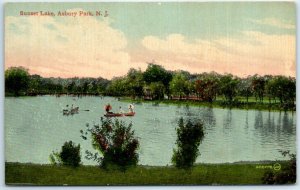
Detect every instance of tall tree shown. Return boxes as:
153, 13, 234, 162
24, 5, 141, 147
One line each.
169, 73, 190, 100
148, 82, 165, 100
219, 74, 239, 102
106, 77, 127, 96
251, 75, 266, 102
5, 67, 30, 96
238, 76, 253, 103
195, 75, 219, 102
270, 76, 296, 104
126, 68, 145, 99
143, 63, 172, 98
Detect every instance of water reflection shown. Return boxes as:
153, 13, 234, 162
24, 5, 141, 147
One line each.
252, 110, 296, 150
183, 105, 194, 117
264, 111, 275, 134
223, 109, 232, 132
282, 112, 294, 134
245, 111, 249, 129
199, 107, 216, 128
254, 111, 263, 129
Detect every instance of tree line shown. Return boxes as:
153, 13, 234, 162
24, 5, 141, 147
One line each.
5, 64, 295, 108
5, 67, 109, 96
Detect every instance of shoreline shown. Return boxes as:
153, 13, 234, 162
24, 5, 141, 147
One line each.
5, 94, 296, 112
5, 159, 289, 167
121, 98, 296, 112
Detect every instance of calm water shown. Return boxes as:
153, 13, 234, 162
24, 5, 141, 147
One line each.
5, 96, 296, 166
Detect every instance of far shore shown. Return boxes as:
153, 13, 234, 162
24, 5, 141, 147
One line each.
5, 93, 296, 112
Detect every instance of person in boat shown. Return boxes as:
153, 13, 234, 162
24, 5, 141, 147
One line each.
119, 106, 124, 114
105, 104, 113, 114
128, 104, 134, 113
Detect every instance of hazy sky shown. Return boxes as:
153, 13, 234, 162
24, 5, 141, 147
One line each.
5, 2, 296, 79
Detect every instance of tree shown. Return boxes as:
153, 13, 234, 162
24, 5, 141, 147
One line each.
238, 77, 253, 103
148, 82, 165, 100
172, 118, 205, 169
28, 74, 42, 95
194, 75, 219, 102
81, 118, 139, 170
273, 76, 295, 105
126, 68, 145, 99
169, 73, 190, 100
49, 141, 81, 167
265, 77, 277, 104
106, 77, 127, 96
251, 76, 265, 102
66, 81, 76, 93
219, 74, 239, 102
5, 67, 30, 96
93, 77, 110, 95
143, 64, 172, 98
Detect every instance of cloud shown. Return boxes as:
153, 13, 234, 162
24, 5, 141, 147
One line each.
248, 18, 295, 30
140, 32, 295, 77
5, 9, 132, 79
5, 10, 295, 79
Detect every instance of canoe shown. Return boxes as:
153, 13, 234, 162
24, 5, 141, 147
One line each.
104, 112, 135, 117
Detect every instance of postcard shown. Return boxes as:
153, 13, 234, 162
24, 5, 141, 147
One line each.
4, 2, 296, 185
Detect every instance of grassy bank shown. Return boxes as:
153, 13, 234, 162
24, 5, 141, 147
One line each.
121, 98, 295, 112
5, 162, 288, 185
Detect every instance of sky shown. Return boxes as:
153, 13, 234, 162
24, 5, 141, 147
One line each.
5, 2, 296, 79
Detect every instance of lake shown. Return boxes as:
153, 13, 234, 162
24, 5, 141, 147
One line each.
5, 96, 296, 166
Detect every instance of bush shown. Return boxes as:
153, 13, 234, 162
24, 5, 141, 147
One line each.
49, 141, 81, 167
5, 67, 30, 96
172, 118, 205, 169
262, 151, 296, 184
81, 118, 139, 170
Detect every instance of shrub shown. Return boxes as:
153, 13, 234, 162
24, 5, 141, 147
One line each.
81, 118, 139, 170
49, 141, 81, 167
172, 118, 205, 169
262, 151, 296, 184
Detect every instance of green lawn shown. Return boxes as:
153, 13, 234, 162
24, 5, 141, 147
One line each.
5, 162, 287, 185
121, 96, 294, 111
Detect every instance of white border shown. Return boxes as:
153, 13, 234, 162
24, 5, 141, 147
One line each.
0, 0, 299, 190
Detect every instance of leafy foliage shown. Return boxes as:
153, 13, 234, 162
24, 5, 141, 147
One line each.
195, 75, 219, 102
143, 64, 172, 86
262, 151, 296, 184
5, 67, 30, 96
143, 63, 172, 98
219, 74, 239, 102
251, 76, 266, 102
81, 118, 139, 170
106, 77, 127, 96
126, 68, 145, 98
172, 118, 205, 169
238, 77, 253, 102
170, 73, 190, 99
4, 64, 296, 110
49, 141, 81, 167
148, 82, 165, 100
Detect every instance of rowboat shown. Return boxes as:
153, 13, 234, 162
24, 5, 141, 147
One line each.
104, 112, 135, 117
63, 107, 79, 115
